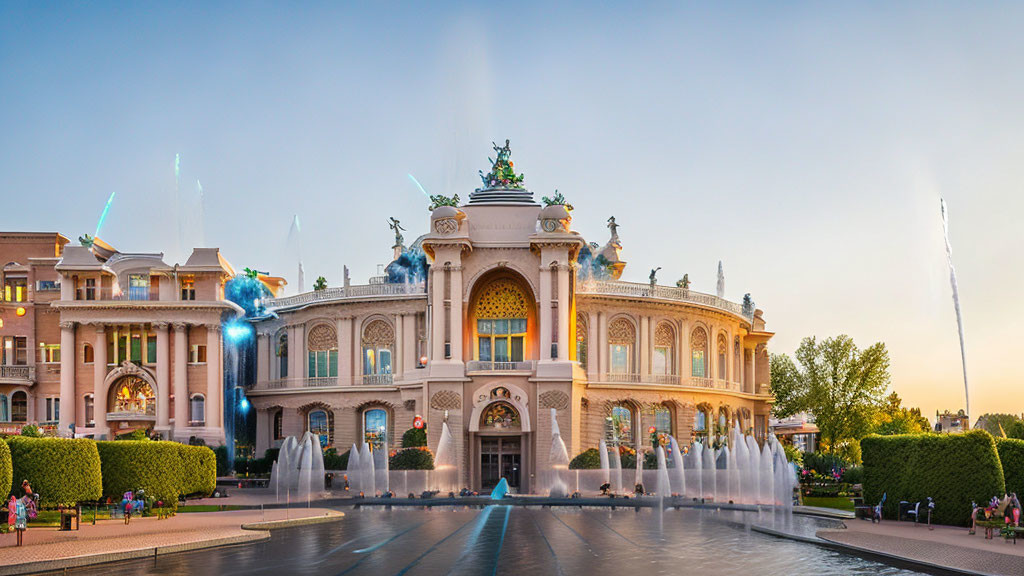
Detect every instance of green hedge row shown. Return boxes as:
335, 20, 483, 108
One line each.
996, 438, 1024, 498
97, 441, 216, 505
6, 437, 103, 506
862, 431, 1005, 526
0, 441, 11, 502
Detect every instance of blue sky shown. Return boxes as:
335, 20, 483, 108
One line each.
2, 2, 1022, 420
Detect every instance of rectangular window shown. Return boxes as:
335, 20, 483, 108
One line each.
653, 346, 670, 375
190, 344, 207, 363
180, 276, 196, 301
13, 337, 27, 365
146, 333, 157, 364
85, 278, 96, 301
307, 350, 337, 378
692, 351, 706, 377
378, 349, 392, 374
128, 274, 149, 301
494, 337, 509, 362
45, 398, 60, 422
37, 280, 58, 291
37, 344, 61, 363
130, 333, 142, 363
510, 336, 524, 362
4, 278, 27, 302
478, 338, 492, 362
610, 344, 630, 374
84, 396, 94, 424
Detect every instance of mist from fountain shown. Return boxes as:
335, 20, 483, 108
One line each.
687, 441, 703, 500
667, 435, 685, 497
655, 446, 671, 498
375, 441, 390, 495
599, 439, 610, 486
702, 442, 716, 501
268, 432, 325, 502
609, 443, 624, 495
360, 442, 376, 496
346, 443, 361, 494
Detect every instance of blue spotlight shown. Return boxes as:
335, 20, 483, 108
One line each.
225, 322, 253, 343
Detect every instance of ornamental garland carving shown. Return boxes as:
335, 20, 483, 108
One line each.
307, 323, 337, 352
473, 279, 530, 320
429, 390, 462, 411
361, 319, 395, 348
608, 318, 635, 345
539, 390, 570, 410
654, 322, 675, 347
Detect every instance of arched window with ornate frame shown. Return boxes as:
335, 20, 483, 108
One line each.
608, 317, 635, 375
11, 391, 27, 422
605, 402, 635, 447
717, 333, 729, 380
653, 322, 675, 375
363, 406, 388, 449
307, 323, 338, 379
276, 330, 288, 379
308, 408, 334, 448
109, 375, 156, 417
473, 278, 530, 365
651, 403, 673, 440
694, 402, 713, 442
717, 405, 730, 436
480, 401, 521, 430
690, 326, 708, 377
362, 319, 395, 384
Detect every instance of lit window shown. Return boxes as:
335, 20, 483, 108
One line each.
190, 344, 207, 363
691, 327, 707, 377
605, 404, 633, 447
3, 278, 27, 302
361, 320, 394, 379
363, 408, 387, 449
308, 409, 330, 448
180, 276, 196, 301
38, 343, 60, 363
2, 337, 28, 365
83, 343, 94, 364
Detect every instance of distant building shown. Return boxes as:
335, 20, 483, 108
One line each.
934, 409, 969, 433
770, 413, 818, 452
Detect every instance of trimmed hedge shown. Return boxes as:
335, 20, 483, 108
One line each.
96, 441, 185, 506
402, 427, 427, 448
862, 430, 1005, 526
177, 444, 217, 497
569, 448, 601, 469
996, 438, 1024, 497
389, 447, 434, 470
7, 437, 103, 506
0, 441, 11, 500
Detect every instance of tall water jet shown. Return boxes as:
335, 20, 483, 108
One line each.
634, 445, 644, 491
656, 446, 671, 498
701, 443, 715, 501
609, 444, 623, 495
599, 439, 611, 488
346, 443, 362, 493
268, 433, 324, 502
547, 408, 570, 497
940, 198, 970, 422
360, 442, 376, 496
688, 440, 703, 500
375, 441, 390, 495
759, 441, 775, 505
433, 421, 457, 493
667, 436, 685, 497
717, 446, 732, 503
745, 435, 762, 505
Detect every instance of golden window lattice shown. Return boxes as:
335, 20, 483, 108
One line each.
608, 318, 635, 345
576, 312, 587, 336
307, 323, 337, 352
474, 279, 530, 320
362, 319, 395, 347
690, 326, 707, 352
655, 322, 674, 347
717, 333, 729, 356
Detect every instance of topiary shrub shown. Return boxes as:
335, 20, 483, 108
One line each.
7, 437, 102, 506
324, 448, 349, 470
177, 444, 216, 497
862, 430, 1005, 526
19, 425, 42, 438
996, 438, 1024, 497
402, 427, 427, 448
569, 448, 601, 469
96, 441, 184, 507
0, 441, 11, 499
389, 447, 434, 470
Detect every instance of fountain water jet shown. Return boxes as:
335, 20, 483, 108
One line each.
547, 408, 570, 497
667, 435, 686, 497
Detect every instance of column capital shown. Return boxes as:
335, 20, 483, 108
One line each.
59, 320, 76, 330
172, 322, 188, 332
153, 321, 170, 331
207, 323, 222, 333
92, 323, 106, 334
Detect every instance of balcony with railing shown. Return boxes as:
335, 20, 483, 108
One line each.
576, 279, 753, 321
263, 282, 426, 311
362, 373, 394, 386
465, 360, 536, 373
252, 374, 399, 391
599, 372, 758, 394
0, 365, 35, 384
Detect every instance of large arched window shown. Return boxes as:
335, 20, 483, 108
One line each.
362, 319, 395, 383
653, 322, 675, 375
474, 279, 530, 364
575, 312, 588, 365
605, 403, 634, 447
0, 394, 8, 422
11, 391, 27, 422
652, 404, 672, 438
273, 410, 283, 440
308, 409, 331, 448
718, 406, 730, 435
694, 402, 713, 442
690, 327, 707, 377
307, 323, 338, 379
608, 318, 635, 374
190, 394, 205, 425
109, 376, 155, 416
717, 333, 728, 380
481, 401, 521, 430
276, 331, 288, 379
363, 408, 388, 449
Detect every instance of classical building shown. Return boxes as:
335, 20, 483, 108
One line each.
246, 142, 775, 493
0, 231, 241, 444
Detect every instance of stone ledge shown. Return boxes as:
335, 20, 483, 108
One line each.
241, 511, 345, 530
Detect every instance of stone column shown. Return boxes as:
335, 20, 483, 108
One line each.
293, 324, 306, 378
58, 321, 76, 436
337, 317, 352, 385
639, 315, 649, 376
394, 313, 404, 377
255, 408, 270, 456
586, 311, 598, 376
155, 322, 170, 434
539, 266, 552, 361
256, 332, 270, 384
173, 323, 188, 434
286, 325, 299, 381
598, 311, 608, 379
556, 264, 570, 362
449, 266, 463, 362
206, 324, 222, 431
430, 267, 445, 361
352, 317, 363, 384
93, 324, 108, 439
403, 314, 417, 376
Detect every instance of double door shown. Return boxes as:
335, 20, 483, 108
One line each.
480, 436, 521, 490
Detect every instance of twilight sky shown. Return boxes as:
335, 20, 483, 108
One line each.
2, 2, 1022, 423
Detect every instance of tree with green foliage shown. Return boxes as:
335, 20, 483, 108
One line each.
872, 392, 931, 435
313, 276, 327, 291
770, 335, 891, 455
974, 413, 1024, 437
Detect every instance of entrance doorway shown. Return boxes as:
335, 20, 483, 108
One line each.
480, 436, 521, 490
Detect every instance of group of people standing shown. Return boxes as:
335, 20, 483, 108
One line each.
6, 480, 37, 546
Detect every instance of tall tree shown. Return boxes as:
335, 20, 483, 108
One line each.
872, 391, 930, 435
770, 335, 891, 454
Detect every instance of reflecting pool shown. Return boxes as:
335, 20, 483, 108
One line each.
49, 507, 924, 576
